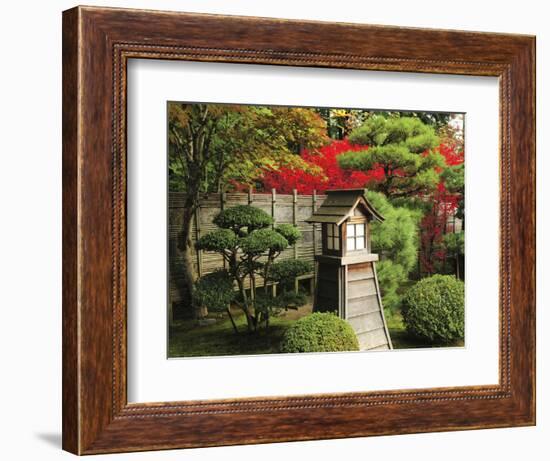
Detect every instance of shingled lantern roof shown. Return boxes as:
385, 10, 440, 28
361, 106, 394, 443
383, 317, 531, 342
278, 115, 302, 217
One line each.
305, 188, 384, 225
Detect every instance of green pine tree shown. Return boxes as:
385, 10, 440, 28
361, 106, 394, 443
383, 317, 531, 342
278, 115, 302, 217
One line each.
338, 116, 444, 200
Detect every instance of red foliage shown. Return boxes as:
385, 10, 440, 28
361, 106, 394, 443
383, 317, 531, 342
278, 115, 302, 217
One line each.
238, 137, 463, 275
419, 183, 460, 274
419, 142, 464, 274
259, 139, 384, 194
438, 141, 464, 166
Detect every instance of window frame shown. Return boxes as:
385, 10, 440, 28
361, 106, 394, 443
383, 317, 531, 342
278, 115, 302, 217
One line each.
346, 221, 368, 252
326, 223, 340, 251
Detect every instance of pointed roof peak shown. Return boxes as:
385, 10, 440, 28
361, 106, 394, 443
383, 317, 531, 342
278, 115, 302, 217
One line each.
306, 188, 384, 225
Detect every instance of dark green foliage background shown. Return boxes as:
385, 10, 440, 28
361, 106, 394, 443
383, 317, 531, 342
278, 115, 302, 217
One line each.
366, 190, 420, 313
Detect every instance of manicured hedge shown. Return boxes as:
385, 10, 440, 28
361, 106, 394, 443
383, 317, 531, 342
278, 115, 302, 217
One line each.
193, 270, 235, 312
402, 274, 464, 344
280, 313, 359, 353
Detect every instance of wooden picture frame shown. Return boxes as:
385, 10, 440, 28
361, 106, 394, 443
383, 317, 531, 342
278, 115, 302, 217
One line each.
62, 5, 536, 455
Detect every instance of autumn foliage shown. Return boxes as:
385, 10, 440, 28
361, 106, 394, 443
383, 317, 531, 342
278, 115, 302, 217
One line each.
418, 142, 464, 274
260, 139, 384, 194
253, 136, 464, 277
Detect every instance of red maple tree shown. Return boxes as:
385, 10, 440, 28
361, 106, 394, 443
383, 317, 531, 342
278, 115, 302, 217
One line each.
259, 139, 384, 194
237, 137, 464, 275
418, 142, 464, 274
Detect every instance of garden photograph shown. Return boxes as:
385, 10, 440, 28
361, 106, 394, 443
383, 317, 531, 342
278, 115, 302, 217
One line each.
167, 102, 465, 358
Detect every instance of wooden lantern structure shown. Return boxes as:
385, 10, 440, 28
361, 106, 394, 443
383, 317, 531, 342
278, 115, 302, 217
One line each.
306, 189, 392, 351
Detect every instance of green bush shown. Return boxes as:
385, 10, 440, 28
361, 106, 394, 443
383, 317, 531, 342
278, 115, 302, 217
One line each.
402, 275, 464, 344
275, 223, 301, 245
213, 205, 273, 232
280, 313, 359, 353
240, 228, 289, 254
196, 228, 238, 252
193, 270, 236, 312
268, 259, 313, 291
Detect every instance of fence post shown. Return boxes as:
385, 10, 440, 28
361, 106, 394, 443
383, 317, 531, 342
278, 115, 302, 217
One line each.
248, 187, 255, 300
293, 189, 299, 293
271, 188, 277, 228
271, 188, 277, 297
312, 190, 318, 295
293, 189, 298, 258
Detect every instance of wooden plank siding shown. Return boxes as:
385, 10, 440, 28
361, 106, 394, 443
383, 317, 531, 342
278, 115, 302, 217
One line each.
169, 191, 326, 309
346, 262, 392, 351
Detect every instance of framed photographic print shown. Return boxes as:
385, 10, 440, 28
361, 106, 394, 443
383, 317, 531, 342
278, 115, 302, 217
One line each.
62, 5, 535, 455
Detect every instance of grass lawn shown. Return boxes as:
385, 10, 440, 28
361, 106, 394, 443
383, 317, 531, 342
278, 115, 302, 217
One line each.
169, 309, 299, 358
385, 310, 465, 349
169, 306, 464, 358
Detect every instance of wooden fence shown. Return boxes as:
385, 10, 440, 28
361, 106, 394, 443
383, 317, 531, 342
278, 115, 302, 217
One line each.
169, 190, 327, 314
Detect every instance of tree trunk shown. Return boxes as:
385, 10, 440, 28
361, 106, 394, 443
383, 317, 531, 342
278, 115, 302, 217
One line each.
179, 205, 198, 319
236, 276, 255, 332
226, 307, 239, 334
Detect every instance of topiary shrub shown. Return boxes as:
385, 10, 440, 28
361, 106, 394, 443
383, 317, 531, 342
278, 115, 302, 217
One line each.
193, 270, 235, 312
213, 205, 273, 233
280, 313, 359, 353
402, 274, 464, 344
268, 259, 313, 291
195, 204, 306, 333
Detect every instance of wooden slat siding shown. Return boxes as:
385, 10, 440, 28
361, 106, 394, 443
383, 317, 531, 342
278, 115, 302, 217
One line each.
168, 191, 328, 305
347, 295, 382, 318
345, 262, 391, 351
271, 189, 276, 228
368, 344, 393, 352
347, 278, 377, 299
372, 261, 393, 349
293, 189, 298, 262
356, 328, 391, 350
348, 311, 384, 334
347, 263, 374, 281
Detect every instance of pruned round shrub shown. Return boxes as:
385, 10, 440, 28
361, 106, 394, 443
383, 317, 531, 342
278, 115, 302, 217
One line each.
239, 228, 288, 254
402, 275, 464, 344
280, 313, 359, 353
268, 259, 313, 291
213, 205, 273, 232
275, 223, 301, 246
193, 270, 235, 312
196, 228, 238, 252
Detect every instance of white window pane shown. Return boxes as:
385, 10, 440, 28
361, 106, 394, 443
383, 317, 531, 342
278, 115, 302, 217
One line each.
356, 237, 365, 250
347, 223, 355, 236
327, 237, 333, 250
327, 225, 333, 237
334, 238, 340, 250
356, 224, 365, 236
347, 237, 355, 251
334, 225, 339, 237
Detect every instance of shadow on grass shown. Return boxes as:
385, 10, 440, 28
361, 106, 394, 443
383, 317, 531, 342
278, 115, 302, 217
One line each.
169, 311, 296, 358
